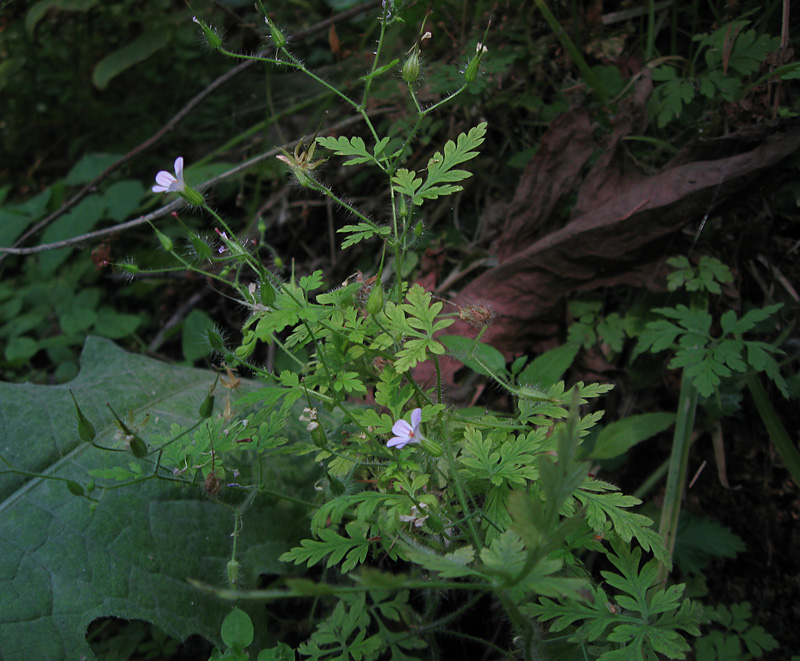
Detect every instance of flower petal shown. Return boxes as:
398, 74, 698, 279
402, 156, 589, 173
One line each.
387, 436, 409, 449
391, 419, 413, 438
410, 408, 422, 430
155, 171, 177, 188
173, 157, 184, 182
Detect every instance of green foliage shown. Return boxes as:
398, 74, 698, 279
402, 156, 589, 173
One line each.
666, 256, 733, 294
220, 608, 255, 652
316, 135, 392, 170
0, 157, 153, 381
648, 21, 782, 127
590, 412, 675, 460
392, 122, 487, 205
5, 3, 765, 658
672, 512, 745, 576
280, 522, 372, 573
0, 338, 309, 660
374, 284, 454, 373
634, 302, 786, 397
527, 541, 702, 660
92, 26, 173, 90
696, 602, 779, 660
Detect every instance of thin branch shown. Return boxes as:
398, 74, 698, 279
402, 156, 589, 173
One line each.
0, 112, 372, 256
1, 0, 380, 263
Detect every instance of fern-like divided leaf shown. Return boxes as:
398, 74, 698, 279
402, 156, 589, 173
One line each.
316, 135, 389, 170
526, 540, 702, 661
577, 480, 671, 568
392, 122, 487, 205
279, 521, 372, 573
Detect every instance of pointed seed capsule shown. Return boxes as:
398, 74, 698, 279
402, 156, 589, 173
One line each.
70, 391, 96, 443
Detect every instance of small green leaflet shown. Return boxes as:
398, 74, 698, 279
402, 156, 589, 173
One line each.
279, 521, 371, 573
337, 223, 390, 250
392, 122, 487, 205
316, 135, 391, 169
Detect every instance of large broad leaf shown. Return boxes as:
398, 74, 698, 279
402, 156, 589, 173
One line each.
0, 337, 311, 660
590, 412, 676, 460
92, 27, 172, 90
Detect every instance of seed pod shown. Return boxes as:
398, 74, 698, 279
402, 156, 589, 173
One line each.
366, 282, 384, 315
180, 187, 205, 207
402, 48, 420, 83
70, 391, 96, 443
310, 423, 327, 448
204, 470, 222, 496
129, 436, 148, 459
227, 559, 240, 588
260, 279, 275, 307
153, 228, 174, 253
206, 327, 225, 352
67, 481, 85, 497
193, 16, 223, 50
268, 20, 287, 49
199, 392, 215, 419
420, 437, 443, 457
189, 233, 212, 260
117, 262, 140, 275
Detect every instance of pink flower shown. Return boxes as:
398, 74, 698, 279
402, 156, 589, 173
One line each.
152, 157, 204, 205
387, 408, 423, 449
152, 157, 186, 194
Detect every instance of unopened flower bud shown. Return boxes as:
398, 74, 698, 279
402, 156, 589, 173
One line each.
413, 220, 423, 238
234, 334, 256, 360
260, 279, 276, 307
327, 472, 346, 496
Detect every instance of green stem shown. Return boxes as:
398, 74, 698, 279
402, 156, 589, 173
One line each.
657, 370, 698, 582
747, 373, 800, 488
359, 3, 390, 110
532, 0, 606, 103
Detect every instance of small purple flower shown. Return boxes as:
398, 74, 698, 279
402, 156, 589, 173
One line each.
387, 408, 423, 449
152, 157, 186, 194
152, 157, 204, 205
